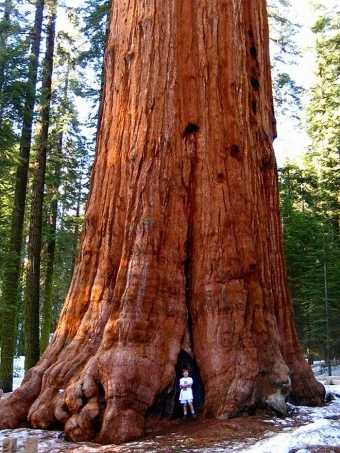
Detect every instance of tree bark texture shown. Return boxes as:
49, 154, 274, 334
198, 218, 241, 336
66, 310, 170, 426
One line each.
0, 0, 324, 444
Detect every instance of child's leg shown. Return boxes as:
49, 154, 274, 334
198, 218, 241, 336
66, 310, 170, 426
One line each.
188, 402, 196, 418
182, 402, 188, 419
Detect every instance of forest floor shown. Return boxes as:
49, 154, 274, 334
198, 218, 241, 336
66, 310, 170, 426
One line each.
2, 391, 340, 453
2, 364, 340, 452
1, 403, 340, 453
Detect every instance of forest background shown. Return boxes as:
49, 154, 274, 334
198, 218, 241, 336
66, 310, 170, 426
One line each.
0, 0, 339, 392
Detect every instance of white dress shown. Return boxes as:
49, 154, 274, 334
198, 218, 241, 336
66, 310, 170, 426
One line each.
179, 376, 193, 402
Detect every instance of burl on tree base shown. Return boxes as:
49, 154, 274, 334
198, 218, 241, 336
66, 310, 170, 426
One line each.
0, 0, 324, 445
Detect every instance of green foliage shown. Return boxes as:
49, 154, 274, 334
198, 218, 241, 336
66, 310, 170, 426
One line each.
37, 12, 96, 346
267, 0, 300, 58
0, 0, 31, 267
0, 1, 35, 387
73, 0, 111, 128
0, 0, 98, 379
277, 3, 340, 366
77, 0, 110, 72
273, 72, 304, 114
307, 7, 340, 144
267, 0, 304, 120
279, 158, 340, 362
306, 7, 340, 234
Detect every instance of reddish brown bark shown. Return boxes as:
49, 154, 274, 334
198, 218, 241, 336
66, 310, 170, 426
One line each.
0, 0, 324, 444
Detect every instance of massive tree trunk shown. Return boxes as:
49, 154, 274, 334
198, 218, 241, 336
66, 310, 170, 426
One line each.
0, 0, 324, 444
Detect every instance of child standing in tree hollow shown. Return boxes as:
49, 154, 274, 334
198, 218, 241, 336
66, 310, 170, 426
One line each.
179, 368, 196, 419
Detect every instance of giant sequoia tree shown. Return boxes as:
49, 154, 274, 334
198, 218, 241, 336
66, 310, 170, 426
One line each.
0, 0, 324, 444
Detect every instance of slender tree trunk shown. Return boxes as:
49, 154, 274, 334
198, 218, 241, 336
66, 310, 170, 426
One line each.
40, 200, 58, 354
40, 58, 70, 353
0, 0, 45, 392
0, 0, 12, 125
40, 133, 62, 354
72, 152, 86, 265
0, 0, 324, 442
24, 0, 57, 371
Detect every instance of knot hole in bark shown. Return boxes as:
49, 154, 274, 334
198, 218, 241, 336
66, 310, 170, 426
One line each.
262, 155, 274, 169
250, 46, 257, 57
250, 77, 260, 90
182, 123, 200, 137
217, 173, 225, 183
230, 144, 242, 161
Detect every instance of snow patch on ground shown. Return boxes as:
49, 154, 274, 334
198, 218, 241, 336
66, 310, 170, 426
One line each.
241, 384, 340, 453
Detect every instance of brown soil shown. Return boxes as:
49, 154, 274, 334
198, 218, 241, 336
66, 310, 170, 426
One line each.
146, 413, 282, 443
139, 412, 302, 452
2, 413, 340, 453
